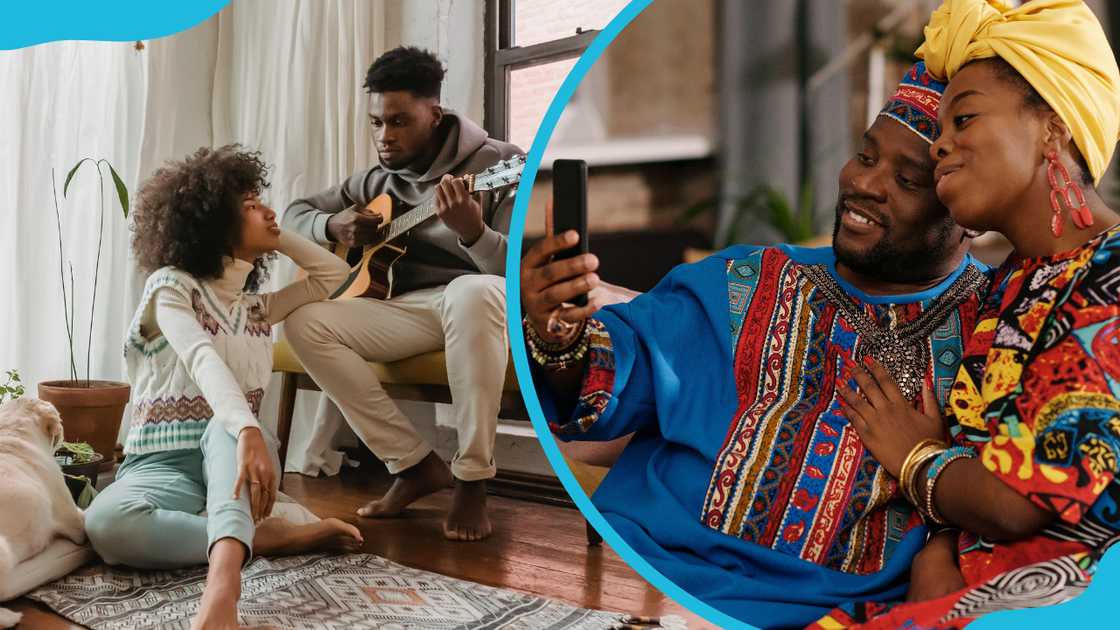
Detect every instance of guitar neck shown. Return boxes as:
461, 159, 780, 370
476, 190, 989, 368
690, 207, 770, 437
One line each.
383, 198, 438, 241
380, 170, 516, 242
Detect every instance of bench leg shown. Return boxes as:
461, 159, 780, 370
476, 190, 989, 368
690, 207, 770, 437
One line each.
276, 372, 299, 490
585, 519, 603, 546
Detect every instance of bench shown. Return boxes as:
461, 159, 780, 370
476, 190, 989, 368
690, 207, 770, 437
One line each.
271, 339, 526, 471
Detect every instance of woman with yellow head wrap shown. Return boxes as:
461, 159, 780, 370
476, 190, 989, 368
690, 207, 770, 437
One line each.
920, 0, 1120, 184
808, 2, 1120, 628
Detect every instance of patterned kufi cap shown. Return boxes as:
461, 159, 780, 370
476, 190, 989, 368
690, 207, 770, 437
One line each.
878, 61, 948, 145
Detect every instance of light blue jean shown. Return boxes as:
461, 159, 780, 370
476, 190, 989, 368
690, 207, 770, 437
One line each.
85, 421, 280, 569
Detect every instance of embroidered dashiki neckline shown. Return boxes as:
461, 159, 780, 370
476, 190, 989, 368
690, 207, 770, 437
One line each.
798, 263, 987, 401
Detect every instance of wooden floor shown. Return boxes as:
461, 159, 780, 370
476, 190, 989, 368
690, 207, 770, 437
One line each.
11, 468, 711, 629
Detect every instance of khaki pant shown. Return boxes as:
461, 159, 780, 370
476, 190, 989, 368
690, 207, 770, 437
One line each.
284, 274, 507, 481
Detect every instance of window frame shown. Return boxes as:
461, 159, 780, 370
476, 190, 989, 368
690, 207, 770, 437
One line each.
484, 0, 600, 143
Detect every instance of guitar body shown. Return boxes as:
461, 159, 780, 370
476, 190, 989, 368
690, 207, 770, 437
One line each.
333, 193, 407, 301
349, 242, 407, 300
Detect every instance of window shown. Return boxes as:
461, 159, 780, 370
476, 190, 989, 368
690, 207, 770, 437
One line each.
484, 0, 630, 150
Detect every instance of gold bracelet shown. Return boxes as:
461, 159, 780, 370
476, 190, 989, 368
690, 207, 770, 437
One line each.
910, 445, 946, 504
902, 444, 944, 506
898, 439, 947, 505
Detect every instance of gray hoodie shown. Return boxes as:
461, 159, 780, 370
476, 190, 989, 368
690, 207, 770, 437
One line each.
282, 111, 522, 296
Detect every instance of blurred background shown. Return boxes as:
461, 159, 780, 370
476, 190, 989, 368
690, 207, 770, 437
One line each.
2, 0, 1119, 498
517, 0, 1120, 292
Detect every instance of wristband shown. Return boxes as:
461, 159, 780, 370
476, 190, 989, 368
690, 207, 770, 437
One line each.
922, 446, 976, 525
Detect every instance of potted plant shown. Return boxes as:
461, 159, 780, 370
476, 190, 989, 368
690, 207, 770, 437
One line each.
55, 441, 103, 506
676, 181, 821, 262
37, 159, 131, 470
3, 370, 101, 505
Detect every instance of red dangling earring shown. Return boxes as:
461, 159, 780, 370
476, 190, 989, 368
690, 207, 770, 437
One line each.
1046, 150, 1094, 238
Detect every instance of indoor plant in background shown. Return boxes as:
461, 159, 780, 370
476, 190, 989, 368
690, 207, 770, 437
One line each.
38, 158, 131, 470
676, 181, 820, 262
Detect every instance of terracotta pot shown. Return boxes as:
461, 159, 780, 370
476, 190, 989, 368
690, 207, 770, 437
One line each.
38, 380, 130, 471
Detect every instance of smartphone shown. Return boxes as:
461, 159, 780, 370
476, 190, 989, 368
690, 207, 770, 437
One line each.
551, 159, 589, 306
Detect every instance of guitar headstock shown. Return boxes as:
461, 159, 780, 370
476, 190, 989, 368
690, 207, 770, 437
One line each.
468, 154, 526, 192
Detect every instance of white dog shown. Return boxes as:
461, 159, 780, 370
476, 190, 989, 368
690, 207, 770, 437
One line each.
0, 398, 87, 628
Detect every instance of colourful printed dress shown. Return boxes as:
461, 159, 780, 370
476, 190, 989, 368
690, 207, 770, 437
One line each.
536, 244, 989, 629
811, 225, 1120, 629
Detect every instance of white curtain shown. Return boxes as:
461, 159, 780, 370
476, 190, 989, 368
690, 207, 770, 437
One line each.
208, 0, 384, 474
0, 0, 384, 474
0, 41, 147, 393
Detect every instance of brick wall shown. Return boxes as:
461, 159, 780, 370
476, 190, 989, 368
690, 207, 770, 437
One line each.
513, 0, 627, 47
522, 160, 718, 239
508, 56, 579, 151
506, 0, 629, 149
514, 0, 719, 238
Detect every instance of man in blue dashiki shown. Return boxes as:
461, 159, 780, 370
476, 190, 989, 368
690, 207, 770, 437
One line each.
520, 63, 990, 629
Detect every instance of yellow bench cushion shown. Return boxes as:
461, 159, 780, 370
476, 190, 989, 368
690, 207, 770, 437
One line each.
563, 455, 610, 499
273, 339, 520, 391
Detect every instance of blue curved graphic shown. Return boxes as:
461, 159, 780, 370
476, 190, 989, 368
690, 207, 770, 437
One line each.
503, 1, 749, 628
4, 1, 1114, 628
0, 1, 229, 50
502, 2, 1120, 629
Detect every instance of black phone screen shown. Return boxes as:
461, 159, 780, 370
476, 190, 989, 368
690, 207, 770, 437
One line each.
551, 159, 589, 306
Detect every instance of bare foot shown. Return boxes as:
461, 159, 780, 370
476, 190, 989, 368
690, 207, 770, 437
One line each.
357, 451, 452, 518
0, 608, 23, 628
191, 594, 241, 630
443, 479, 492, 542
194, 538, 278, 629
191, 566, 242, 630
253, 517, 364, 556
191, 591, 241, 630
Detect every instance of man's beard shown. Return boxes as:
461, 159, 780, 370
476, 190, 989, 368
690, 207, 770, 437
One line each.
831, 198, 957, 285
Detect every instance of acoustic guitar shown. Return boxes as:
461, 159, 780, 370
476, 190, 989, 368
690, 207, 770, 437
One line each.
332, 155, 525, 300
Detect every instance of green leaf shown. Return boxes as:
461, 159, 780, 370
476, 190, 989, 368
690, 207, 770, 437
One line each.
675, 198, 717, 226
106, 162, 130, 218
63, 158, 93, 198
723, 198, 757, 249
56, 441, 97, 464
767, 187, 796, 240
76, 478, 98, 508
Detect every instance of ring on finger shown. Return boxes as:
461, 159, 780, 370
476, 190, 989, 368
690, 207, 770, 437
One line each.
547, 312, 577, 335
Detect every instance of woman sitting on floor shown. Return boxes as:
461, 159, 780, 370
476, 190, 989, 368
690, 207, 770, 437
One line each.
84, 145, 364, 630
816, 0, 1120, 627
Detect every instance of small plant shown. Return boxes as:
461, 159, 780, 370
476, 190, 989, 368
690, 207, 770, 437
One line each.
52, 159, 130, 385
677, 181, 816, 250
55, 441, 99, 466
0, 369, 24, 404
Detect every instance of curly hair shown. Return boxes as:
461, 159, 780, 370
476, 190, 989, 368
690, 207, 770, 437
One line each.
363, 46, 445, 98
131, 145, 274, 291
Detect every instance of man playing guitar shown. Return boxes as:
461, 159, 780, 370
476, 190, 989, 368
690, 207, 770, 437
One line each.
283, 46, 522, 541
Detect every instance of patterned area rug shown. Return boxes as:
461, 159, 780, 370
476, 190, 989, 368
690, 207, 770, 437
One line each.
27, 553, 661, 629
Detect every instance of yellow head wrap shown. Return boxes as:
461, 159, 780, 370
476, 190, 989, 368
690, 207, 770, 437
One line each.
916, 0, 1120, 184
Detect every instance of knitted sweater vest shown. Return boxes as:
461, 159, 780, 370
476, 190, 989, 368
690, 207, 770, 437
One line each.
123, 267, 272, 454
